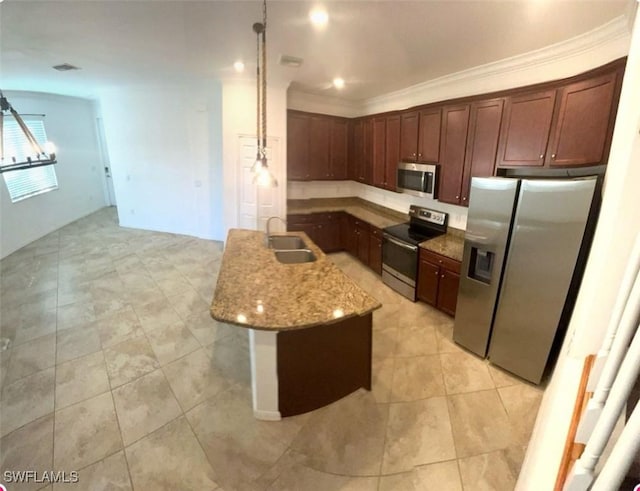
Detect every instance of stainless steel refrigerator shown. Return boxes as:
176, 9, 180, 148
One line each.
453, 176, 600, 384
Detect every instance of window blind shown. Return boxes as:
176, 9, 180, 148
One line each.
2, 118, 58, 202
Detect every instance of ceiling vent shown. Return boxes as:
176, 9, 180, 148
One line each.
52, 63, 80, 72
279, 55, 303, 68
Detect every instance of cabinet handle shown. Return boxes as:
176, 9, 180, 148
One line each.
418, 153, 422, 158
438, 260, 442, 264
441, 274, 445, 278
539, 154, 544, 159
455, 195, 459, 200
551, 154, 556, 159
434, 272, 438, 276
462, 197, 467, 201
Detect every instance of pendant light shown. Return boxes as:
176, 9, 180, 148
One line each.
251, 0, 277, 188
0, 91, 57, 173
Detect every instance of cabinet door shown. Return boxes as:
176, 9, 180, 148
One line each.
437, 268, 460, 316
400, 111, 419, 161
330, 118, 349, 179
351, 120, 364, 182
288, 222, 316, 243
438, 104, 470, 205
363, 118, 374, 185
287, 112, 310, 180
496, 90, 556, 168
315, 220, 341, 253
356, 222, 370, 265
369, 229, 383, 275
385, 115, 401, 191
418, 108, 441, 163
461, 99, 504, 205
546, 72, 618, 167
372, 117, 387, 188
417, 259, 439, 305
309, 116, 331, 179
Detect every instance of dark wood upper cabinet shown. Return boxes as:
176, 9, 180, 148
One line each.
438, 104, 470, 205
418, 108, 442, 163
308, 116, 331, 179
385, 115, 401, 191
351, 119, 364, 182
461, 98, 504, 205
287, 112, 310, 180
330, 118, 349, 179
400, 111, 419, 161
546, 72, 618, 167
496, 90, 556, 168
372, 117, 387, 188
363, 118, 374, 185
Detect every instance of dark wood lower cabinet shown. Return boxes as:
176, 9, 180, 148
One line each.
417, 248, 461, 316
356, 221, 370, 266
288, 212, 381, 274
369, 228, 382, 275
277, 312, 372, 417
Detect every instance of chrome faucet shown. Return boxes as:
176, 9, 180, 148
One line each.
265, 216, 287, 245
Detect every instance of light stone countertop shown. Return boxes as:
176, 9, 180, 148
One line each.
288, 197, 466, 262
210, 229, 381, 331
287, 197, 406, 230
419, 228, 465, 263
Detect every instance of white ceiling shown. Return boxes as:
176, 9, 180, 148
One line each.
0, 0, 629, 101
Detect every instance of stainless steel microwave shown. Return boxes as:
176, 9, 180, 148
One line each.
397, 163, 438, 200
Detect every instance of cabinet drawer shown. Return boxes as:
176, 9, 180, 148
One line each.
419, 248, 461, 274
287, 214, 316, 225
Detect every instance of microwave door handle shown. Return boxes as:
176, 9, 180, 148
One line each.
421, 172, 426, 192
384, 235, 418, 251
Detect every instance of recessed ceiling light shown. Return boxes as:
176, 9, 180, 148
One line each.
309, 8, 329, 29
333, 77, 345, 89
233, 61, 245, 73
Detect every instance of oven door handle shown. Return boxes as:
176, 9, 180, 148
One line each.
383, 234, 418, 251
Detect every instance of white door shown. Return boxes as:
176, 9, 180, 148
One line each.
96, 117, 117, 206
238, 135, 282, 232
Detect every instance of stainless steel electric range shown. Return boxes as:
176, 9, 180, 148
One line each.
382, 205, 448, 301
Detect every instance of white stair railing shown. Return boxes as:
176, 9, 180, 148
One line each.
591, 400, 640, 491
576, 236, 640, 444
586, 233, 640, 392
564, 320, 640, 491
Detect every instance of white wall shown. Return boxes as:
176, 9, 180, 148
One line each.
97, 82, 225, 241
288, 180, 468, 230
517, 2, 640, 488
0, 91, 106, 258
221, 80, 288, 234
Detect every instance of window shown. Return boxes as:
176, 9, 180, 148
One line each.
2, 118, 58, 202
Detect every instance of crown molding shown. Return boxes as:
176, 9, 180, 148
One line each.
287, 15, 631, 117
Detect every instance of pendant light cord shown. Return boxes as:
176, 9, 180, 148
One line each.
261, 0, 267, 156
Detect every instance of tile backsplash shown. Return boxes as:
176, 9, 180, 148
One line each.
287, 180, 468, 230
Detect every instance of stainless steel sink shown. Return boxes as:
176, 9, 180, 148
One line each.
268, 235, 306, 250
275, 249, 316, 264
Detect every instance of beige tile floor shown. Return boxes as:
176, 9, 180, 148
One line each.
0, 207, 544, 491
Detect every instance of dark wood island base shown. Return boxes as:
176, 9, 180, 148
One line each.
277, 313, 373, 417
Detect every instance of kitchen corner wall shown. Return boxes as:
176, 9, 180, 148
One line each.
0, 91, 107, 259
97, 82, 225, 241
287, 181, 468, 230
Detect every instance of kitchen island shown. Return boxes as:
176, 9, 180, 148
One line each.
210, 229, 381, 420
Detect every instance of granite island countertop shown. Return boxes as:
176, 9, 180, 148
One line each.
210, 229, 381, 331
